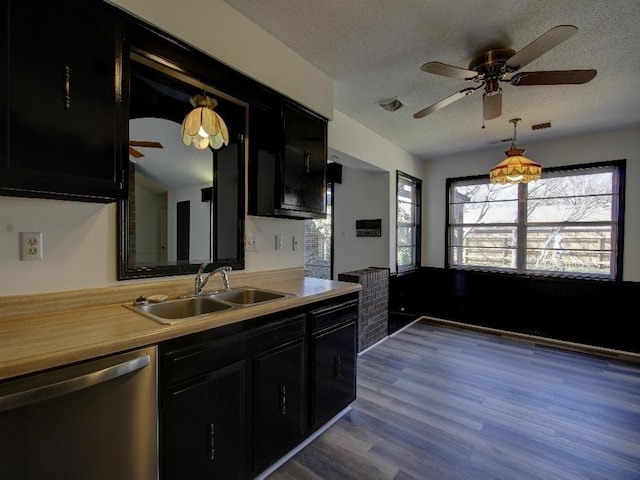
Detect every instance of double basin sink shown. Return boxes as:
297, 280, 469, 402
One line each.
126, 287, 295, 325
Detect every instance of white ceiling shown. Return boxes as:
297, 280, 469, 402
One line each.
222, 0, 640, 160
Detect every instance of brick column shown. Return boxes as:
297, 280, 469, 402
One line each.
338, 268, 389, 352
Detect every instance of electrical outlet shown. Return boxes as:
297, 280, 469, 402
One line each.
292, 236, 299, 251
20, 231, 43, 260
246, 235, 256, 252
275, 234, 283, 251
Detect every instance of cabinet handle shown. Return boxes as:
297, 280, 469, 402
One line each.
334, 355, 342, 379
304, 151, 311, 174
64, 66, 71, 109
209, 423, 215, 460
279, 384, 286, 415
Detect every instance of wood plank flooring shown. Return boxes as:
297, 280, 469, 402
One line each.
266, 319, 640, 480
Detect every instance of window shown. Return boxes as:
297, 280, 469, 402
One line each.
396, 171, 422, 272
447, 160, 625, 280
305, 183, 333, 279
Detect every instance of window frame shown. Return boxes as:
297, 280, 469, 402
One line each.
445, 159, 625, 281
396, 170, 422, 274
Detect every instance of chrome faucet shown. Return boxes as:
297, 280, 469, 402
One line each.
195, 263, 232, 295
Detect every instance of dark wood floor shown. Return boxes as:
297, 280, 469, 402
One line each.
266, 319, 640, 480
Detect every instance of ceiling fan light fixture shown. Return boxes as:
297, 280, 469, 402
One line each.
490, 118, 541, 184
181, 94, 229, 150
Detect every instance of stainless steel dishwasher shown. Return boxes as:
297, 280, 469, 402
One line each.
0, 345, 158, 480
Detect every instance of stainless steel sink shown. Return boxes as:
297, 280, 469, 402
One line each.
125, 287, 295, 324
126, 296, 233, 324
209, 287, 294, 306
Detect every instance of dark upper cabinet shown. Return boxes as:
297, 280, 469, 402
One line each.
249, 98, 327, 219
0, 0, 126, 202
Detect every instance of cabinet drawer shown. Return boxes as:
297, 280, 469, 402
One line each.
310, 299, 358, 333
161, 313, 306, 386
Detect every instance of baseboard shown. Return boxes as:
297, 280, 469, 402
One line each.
420, 316, 640, 364
253, 405, 353, 479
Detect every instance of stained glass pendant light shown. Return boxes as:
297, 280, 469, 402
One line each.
181, 94, 229, 150
489, 118, 541, 184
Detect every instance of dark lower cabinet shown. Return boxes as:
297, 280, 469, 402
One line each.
312, 321, 357, 428
310, 300, 358, 429
159, 293, 358, 480
253, 338, 307, 474
163, 361, 246, 480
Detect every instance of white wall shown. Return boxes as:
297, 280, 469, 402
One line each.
422, 126, 640, 281
0, 197, 118, 295
333, 166, 389, 278
328, 111, 424, 269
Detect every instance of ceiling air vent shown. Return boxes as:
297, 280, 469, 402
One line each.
531, 121, 551, 130
378, 98, 404, 112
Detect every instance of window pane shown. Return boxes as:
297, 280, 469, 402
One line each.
397, 246, 415, 268
448, 245, 516, 269
527, 196, 613, 223
525, 225, 613, 276
397, 226, 414, 247
450, 199, 518, 224
305, 184, 332, 279
397, 200, 414, 224
528, 171, 613, 198
448, 225, 517, 268
398, 177, 418, 203
452, 182, 518, 202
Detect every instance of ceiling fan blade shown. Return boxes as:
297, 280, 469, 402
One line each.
414, 87, 479, 119
483, 90, 502, 120
420, 61, 478, 80
506, 25, 578, 71
129, 146, 144, 158
129, 141, 163, 148
510, 69, 597, 86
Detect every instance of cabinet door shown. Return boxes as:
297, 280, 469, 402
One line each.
253, 337, 306, 473
163, 360, 246, 480
312, 321, 357, 429
0, 0, 125, 201
248, 102, 280, 216
281, 103, 327, 214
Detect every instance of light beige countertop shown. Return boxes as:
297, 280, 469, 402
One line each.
0, 268, 361, 381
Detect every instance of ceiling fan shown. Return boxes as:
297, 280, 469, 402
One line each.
129, 140, 163, 159
413, 25, 597, 121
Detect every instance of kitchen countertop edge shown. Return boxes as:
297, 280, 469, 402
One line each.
0, 272, 362, 382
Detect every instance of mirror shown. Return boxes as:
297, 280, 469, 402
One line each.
118, 51, 246, 279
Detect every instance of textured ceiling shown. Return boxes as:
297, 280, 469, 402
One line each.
222, 0, 640, 161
